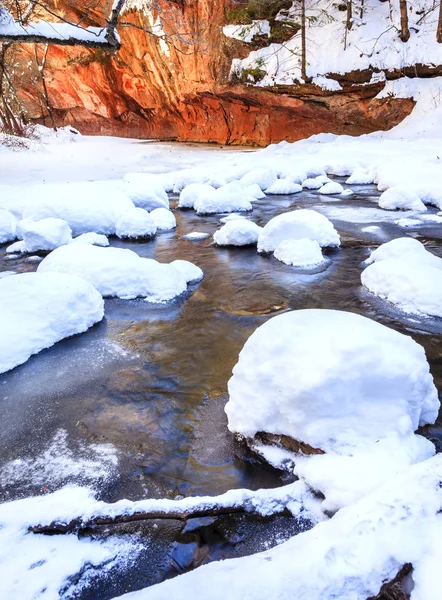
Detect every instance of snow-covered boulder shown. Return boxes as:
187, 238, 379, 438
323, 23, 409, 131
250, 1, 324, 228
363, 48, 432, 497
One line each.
302, 177, 325, 190
71, 232, 109, 246
257, 209, 340, 253
122, 173, 169, 211
181, 231, 210, 241
0, 272, 104, 374
116, 208, 157, 239
22, 183, 134, 236
194, 187, 253, 215
214, 220, 262, 246
178, 183, 214, 209
38, 245, 187, 303
240, 168, 278, 191
6, 241, 25, 254
365, 237, 442, 271
265, 179, 302, 195
346, 168, 374, 185
21, 218, 72, 252
0, 209, 17, 244
379, 187, 426, 211
225, 309, 438, 451
318, 182, 344, 195
361, 259, 442, 318
170, 260, 203, 283
150, 208, 176, 231
245, 184, 265, 199
274, 238, 326, 267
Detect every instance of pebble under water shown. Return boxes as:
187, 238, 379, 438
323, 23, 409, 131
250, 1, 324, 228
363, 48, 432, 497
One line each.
1, 179, 442, 598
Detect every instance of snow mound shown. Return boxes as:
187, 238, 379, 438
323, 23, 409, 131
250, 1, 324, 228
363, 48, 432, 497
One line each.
361, 259, 442, 318
366, 237, 442, 271
38, 244, 187, 303
122, 173, 169, 211
257, 209, 340, 253
346, 169, 374, 185
214, 220, 262, 246
265, 179, 302, 195
225, 309, 438, 452
0, 209, 17, 244
21, 218, 72, 252
22, 182, 135, 236
150, 208, 176, 231
0, 272, 104, 374
181, 231, 210, 241
71, 232, 109, 246
170, 260, 203, 283
318, 181, 344, 195
116, 208, 157, 239
240, 168, 278, 190
302, 177, 329, 190
6, 240, 25, 254
379, 187, 427, 211
194, 187, 253, 215
245, 184, 266, 199
274, 238, 325, 267
178, 183, 214, 209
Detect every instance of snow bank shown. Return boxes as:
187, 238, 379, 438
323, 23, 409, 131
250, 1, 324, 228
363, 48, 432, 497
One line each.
116, 208, 157, 239
22, 182, 135, 236
150, 208, 176, 231
223, 20, 270, 43
257, 210, 340, 253
265, 179, 302, 195
240, 169, 278, 190
379, 187, 427, 211
225, 309, 438, 451
21, 218, 72, 252
361, 259, 442, 318
0, 209, 17, 244
274, 238, 325, 267
38, 244, 188, 303
214, 220, 262, 246
0, 272, 104, 374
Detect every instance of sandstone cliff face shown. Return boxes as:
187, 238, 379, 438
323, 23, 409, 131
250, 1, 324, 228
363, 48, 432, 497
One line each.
15, 0, 415, 145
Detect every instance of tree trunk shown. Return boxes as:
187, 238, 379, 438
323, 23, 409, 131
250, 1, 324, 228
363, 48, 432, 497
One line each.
346, 0, 353, 30
399, 0, 410, 42
301, 0, 307, 81
437, 1, 442, 43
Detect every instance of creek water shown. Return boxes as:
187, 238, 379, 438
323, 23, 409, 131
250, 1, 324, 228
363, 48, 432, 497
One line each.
1, 180, 442, 598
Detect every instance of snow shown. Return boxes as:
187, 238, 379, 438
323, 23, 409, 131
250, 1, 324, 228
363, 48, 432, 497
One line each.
245, 184, 266, 199
21, 182, 135, 236
273, 238, 326, 267
6, 240, 26, 254
257, 209, 340, 253
150, 207, 176, 231
122, 173, 169, 211
170, 260, 203, 284
0, 209, 17, 244
0, 272, 104, 374
37, 244, 188, 303
265, 179, 302, 195
181, 231, 210, 241
223, 20, 270, 43
318, 181, 344, 195
346, 168, 374, 185
365, 238, 442, 271
0, 19, 113, 46
225, 309, 438, 452
178, 183, 215, 209
21, 217, 72, 252
379, 187, 427, 211
240, 169, 278, 191
361, 259, 442, 318
116, 208, 157, 239
302, 177, 329, 190
194, 187, 253, 215
71, 232, 109, 246
112, 455, 442, 600
213, 220, 262, 246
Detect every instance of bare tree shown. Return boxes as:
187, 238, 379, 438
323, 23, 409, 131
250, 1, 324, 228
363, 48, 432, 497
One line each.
399, 0, 410, 42
437, 0, 442, 43
300, 0, 307, 80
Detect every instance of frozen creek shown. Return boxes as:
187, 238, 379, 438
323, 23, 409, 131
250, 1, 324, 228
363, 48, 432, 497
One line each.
1, 140, 442, 600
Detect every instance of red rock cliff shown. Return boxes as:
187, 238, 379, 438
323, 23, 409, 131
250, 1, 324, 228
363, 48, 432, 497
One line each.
14, 0, 414, 146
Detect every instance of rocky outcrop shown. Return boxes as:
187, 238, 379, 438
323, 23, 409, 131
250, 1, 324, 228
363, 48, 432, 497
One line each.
14, 0, 415, 145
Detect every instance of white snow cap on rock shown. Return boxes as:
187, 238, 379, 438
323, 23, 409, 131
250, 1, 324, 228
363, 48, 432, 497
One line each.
346, 168, 374, 185
22, 182, 135, 236
0, 272, 104, 374
257, 209, 340, 253
170, 260, 203, 283
274, 238, 325, 267
265, 179, 302, 195
240, 168, 278, 191
21, 218, 72, 252
150, 208, 176, 231
365, 237, 442, 270
361, 259, 442, 318
0, 209, 17, 244
122, 173, 169, 211
302, 177, 330, 190
225, 309, 438, 451
379, 187, 427, 211
178, 183, 215, 209
116, 208, 157, 239
245, 184, 266, 199
38, 244, 188, 303
194, 187, 253, 215
318, 181, 344, 195
214, 220, 262, 246
71, 232, 109, 246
